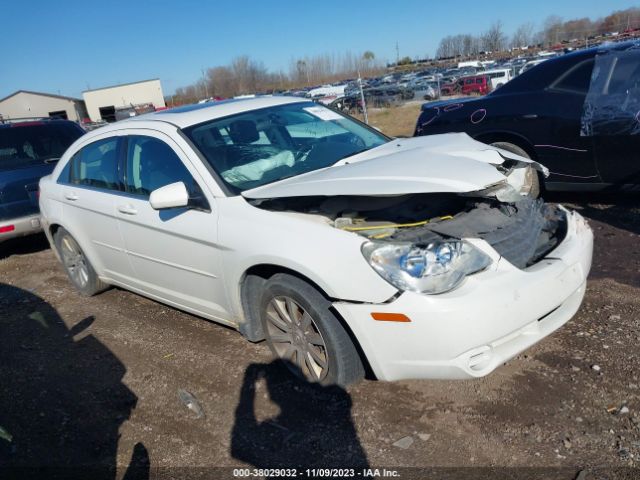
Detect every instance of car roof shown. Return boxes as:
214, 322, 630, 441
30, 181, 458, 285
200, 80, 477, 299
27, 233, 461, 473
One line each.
125, 95, 308, 129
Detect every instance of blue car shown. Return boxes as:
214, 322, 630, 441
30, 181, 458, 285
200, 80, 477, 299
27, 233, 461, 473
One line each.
0, 118, 84, 242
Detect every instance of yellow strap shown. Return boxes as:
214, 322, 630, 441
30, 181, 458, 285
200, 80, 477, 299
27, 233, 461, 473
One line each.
341, 216, 453, 232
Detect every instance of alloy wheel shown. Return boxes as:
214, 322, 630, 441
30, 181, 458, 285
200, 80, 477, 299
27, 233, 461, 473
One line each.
59, 235, 89, 288
265, 296, 329, 382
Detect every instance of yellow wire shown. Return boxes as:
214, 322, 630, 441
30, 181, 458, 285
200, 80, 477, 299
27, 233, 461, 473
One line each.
340, 216, 453, 232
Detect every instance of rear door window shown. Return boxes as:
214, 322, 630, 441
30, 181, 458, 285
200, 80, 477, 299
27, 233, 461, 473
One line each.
69, 137, 121, 191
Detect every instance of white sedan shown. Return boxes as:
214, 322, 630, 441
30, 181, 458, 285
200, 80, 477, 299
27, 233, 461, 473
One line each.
39, 96, 593, 385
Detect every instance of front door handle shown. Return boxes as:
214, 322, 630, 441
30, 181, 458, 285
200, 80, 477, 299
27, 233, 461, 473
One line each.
117, 205, 138, 215
64, 192, 79, 201
522, 114, 538, 119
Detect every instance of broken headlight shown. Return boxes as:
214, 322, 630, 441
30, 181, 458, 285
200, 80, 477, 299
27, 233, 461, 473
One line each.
361, 240, 491, 294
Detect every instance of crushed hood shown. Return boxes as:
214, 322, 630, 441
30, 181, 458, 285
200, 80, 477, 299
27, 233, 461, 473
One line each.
242, 133, 546, 200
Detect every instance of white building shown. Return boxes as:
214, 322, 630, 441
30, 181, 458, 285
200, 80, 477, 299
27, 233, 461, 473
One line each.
82, 79, 166, 122
0, 90, 87, 122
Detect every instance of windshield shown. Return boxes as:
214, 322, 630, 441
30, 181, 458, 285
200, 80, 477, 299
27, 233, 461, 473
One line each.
0, 123, 83, 170
183, 101, 389, 192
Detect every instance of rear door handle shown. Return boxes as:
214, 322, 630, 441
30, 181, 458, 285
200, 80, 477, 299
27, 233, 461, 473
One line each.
64, 192, 79, 201
117, 205, 138, 215
522, 114, 538, 119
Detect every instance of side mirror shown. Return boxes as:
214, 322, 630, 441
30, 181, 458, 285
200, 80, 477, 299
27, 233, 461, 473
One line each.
149, 182, 189, 210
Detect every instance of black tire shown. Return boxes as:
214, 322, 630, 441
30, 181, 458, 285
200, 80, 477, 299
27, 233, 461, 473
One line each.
54, 227, 108, 297
259, 273, 364, 386
490, 141, 541, 198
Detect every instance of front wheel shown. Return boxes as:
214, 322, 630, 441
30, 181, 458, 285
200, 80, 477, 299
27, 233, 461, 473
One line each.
259, 274, 364, 386
54, 228, 108, 296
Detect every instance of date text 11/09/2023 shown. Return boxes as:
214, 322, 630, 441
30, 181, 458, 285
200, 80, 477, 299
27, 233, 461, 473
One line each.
232, 468, 400, 478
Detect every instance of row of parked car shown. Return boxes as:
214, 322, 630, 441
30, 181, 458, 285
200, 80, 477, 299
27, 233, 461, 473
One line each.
288, 52, 568, 111
0, 40, 635, 387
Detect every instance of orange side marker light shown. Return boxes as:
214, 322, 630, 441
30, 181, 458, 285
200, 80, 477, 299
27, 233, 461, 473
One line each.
371, 312, 411, 322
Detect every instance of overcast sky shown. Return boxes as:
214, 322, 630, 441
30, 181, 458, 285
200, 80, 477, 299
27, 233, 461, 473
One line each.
2, 0, 638, 98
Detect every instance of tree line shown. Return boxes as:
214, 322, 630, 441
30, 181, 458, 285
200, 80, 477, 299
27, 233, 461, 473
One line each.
172, 51, 383, 105
436, 7, 640, 58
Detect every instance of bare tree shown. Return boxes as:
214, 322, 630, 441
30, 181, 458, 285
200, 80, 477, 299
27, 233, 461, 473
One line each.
511, 22, 534, 48
482, 21, 506, 52
542, 15, 564, 45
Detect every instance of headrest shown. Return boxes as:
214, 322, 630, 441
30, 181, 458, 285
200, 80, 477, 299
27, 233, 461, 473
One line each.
228, 120, 259, 144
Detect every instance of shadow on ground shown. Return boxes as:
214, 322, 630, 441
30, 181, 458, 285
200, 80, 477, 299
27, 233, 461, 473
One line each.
231, 360, 369, 470
0, 234, 50, 261
544, 192, 640, 288
0, 283, 148, 479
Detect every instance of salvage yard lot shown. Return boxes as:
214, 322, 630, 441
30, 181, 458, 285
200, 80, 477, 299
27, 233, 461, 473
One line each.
1, 194, 638, 477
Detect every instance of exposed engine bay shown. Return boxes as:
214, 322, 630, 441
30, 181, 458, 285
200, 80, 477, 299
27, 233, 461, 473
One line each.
251, 192, 567, 269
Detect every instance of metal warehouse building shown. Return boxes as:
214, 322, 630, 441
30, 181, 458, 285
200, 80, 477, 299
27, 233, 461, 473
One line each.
82, 78, 166, 122
0, 90, 87, 122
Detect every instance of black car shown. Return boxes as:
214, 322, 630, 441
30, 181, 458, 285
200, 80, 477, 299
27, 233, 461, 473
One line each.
0, 118, 84, 242
414, 41, 640, 193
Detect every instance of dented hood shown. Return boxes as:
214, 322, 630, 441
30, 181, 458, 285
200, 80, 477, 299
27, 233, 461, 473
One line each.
242, 133, 546, 200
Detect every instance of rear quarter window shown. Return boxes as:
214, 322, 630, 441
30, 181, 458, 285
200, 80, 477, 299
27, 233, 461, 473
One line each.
550, 59, 594, 95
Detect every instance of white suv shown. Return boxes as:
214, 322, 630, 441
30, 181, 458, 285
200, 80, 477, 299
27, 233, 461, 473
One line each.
39, 96, 593, 385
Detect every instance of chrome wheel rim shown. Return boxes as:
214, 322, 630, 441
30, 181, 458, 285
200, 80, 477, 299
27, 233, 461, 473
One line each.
59, 235, 89, 288
265, 296, 328, 382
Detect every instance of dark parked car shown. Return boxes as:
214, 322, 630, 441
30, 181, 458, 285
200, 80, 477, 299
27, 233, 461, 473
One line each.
0, 118, 84, 241
415, 41, 640, 193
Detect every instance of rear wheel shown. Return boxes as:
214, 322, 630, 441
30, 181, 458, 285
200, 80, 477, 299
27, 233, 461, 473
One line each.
54, 228, 108, 296
490, 141, 541, 198
259, 273, 364, 386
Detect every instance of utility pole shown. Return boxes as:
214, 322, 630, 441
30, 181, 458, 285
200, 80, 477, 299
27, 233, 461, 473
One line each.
395, 41, 400, 65
358, 70, 368, 125
201, 69, 209, 99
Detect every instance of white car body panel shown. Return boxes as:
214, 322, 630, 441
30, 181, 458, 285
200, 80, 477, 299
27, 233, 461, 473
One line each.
242, 133, 546, 200
334, 208, 593, 381
38, 96, 594, 381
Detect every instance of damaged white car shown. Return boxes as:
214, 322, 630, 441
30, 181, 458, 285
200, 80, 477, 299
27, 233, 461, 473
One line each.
39, 97, 593, 385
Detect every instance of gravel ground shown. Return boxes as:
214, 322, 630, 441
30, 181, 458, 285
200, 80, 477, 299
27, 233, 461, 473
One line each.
0, 194, 638, 479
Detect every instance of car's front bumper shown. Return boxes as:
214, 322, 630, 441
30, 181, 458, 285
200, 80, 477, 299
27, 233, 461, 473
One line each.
333, 207, 593, 381
0, 214, 42, 242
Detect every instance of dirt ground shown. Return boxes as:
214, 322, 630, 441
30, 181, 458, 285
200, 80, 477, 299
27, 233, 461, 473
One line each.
354, 102, 424, 137
0, 193, 639, 480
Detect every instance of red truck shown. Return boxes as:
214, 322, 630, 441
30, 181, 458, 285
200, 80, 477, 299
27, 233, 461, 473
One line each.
461, 75, 491, 95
